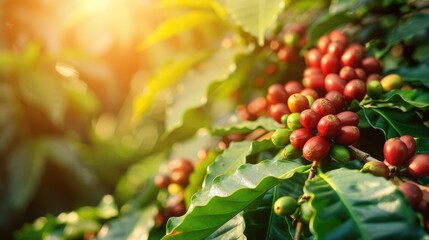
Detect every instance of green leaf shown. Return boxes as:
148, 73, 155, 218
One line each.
386, 65, 429, 88
360, 107, 429, 139
138, 11, 221, 50
7, 140, 46, 210
416, 138, 429, 154
387, 14, 429, 46
244, 174, 307, 240
97, 206, 157, 240
132, 51, 210, 121
203, 140, 276, 188
211, 117, 282, 136
304, 12, 355, 50
207, 213, 246, 240
305, 168, 425, 239
163, 159, 310, 240
18, 70, 67, 126
166, 47, 243, 132
224, 0, 285, 45
363, 88, 429, 111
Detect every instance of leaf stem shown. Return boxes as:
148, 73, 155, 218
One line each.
347, 145, 380, 163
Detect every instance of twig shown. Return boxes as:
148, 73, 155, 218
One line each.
347, 145, 380, 163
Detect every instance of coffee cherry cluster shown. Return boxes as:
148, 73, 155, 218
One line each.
268, 23, 308, 64
153, 157, 194, 227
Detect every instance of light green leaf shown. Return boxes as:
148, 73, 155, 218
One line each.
207, 213, 246, 240
132, 51, 210, 121
203, 140, 276, 188
211, 117, 282, 136
166, 47, 243, 132
305, 168, 425, 239
224, 0, 285, 45
7, 140, 46, 210
363, 88, 429, 111
138, 11, 221, 50
163, 159, 310, 240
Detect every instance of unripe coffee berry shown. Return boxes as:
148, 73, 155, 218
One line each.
274, 196, 298, 216
288, 93, 310, 113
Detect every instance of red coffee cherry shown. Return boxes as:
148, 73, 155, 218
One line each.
329, 30, 348, 46
154, 175, 171, 189
399, 135, 416, 160
305, 48, 323, 68
269, 103, 291, 123
354, 68, 367, 81
311, 98, 336, 117
284, 80, 304, 95
168, 158, 194, 175
383, 138, 409, 166
336, 111, 359, 126
278, 47, 299, 63
299, 109, 320, 130
366, 73, 381, 83
169, 201, 187, 216
317, 35, 330, 53
327, 41, 346, 58
407, 154, 429, 178
361, 56, 382, 74
300, 88, 319, 100
325, 91, 345, 113
290, 128, 314, 149
343, 79, 367, 102
302, 73, 325, 93
321, 53, 340, 75
334, 126, 360, 145
248, 97, 268, 117
339, 66, 358, 82
325, 73, 346, 93
317, 114, 342, 138
303, 67, 322, 77
288, 93, 310, 113
341, 47, 363, 68
267, 83, 289, 105
303, 136, 331, 162
171, 171, 190, 186
236, 104, 254, 121
398, 182, 423, 209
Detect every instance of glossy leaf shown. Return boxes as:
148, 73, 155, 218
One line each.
224, 0, 285, 45
138, 11, 221, 50
97, 206, 157, 240
207, 213, 246, 240
305, 168, 425, 239
163, 160, 310, 239
203, 140, 276, 188
360, 107, 429, 139
387, 13, 429, 46
362, 88, 429, 111
211, 117, 282, 136
166, 47, 243, 132
244, 174, 307, 240
416, 138, 429, 154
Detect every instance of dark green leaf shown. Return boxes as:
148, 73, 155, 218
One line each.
211, 117, 282, 136
304, 12, 355, 50
360, 107, 429, 139
416, 138, 429, 154
207, 213, 246, 240
362, 88, 429, 111
387, 14, 429, 46
203, 140, 276, 188
163, 160, 310, 240
305, 168, 425, 239
224, 0, 285, 45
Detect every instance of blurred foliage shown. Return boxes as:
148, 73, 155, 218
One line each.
1, 0, 429, 239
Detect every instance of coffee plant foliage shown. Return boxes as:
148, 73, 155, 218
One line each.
15, 0, 429, 239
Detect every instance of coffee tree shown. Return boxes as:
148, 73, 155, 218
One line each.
17, 0, 429, 239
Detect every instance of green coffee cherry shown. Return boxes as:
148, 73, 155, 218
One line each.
271, 128, 293, 147
274, 196, 298, 217
283, 143, 302, 159
287, 113, 302, 130
300, 201, 313, 225
380, 74, 403, 92
367, 80, 383, 99
329, 144, 351, 163
361, 161, 390, 179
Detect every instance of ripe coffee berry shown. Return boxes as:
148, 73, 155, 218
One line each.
154, 175, 171, 189
327, 41, 346, 58
336, 111, 359, 126
317, 35, 330, 53
171, 171, 190, 186
303, 67, 322, 77
300, 109, 320, 130
343, 79, 367, 102
334, 126, 360, 145
290, 128, 314, 149
288, 93, 310, 113
317, 114, 341, 138
341, 48, 362, 68
339, 66, 358, 82
248, 97, 268, 117
325, 73, 346, 93
302, 73, 325, 93
398, 182, 423, 209
277, 47, 299, 63
407, 154, 429, 178
399, 135, 416, 160
284, 80, 304, 95
325, 91, 344, 113
267, 84, 289, 105
321, 53, 340, 75
300, 88, 319, 100
354, 68, 367, 81
361, 56, 382, 74
383, 138, 409, 166
269, 103, 291, 123
303, 136, 331, 162
168, 158, 194, 175
305, 48, 322, 68
329, 30, 348, 46
311, 98, 336, 117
